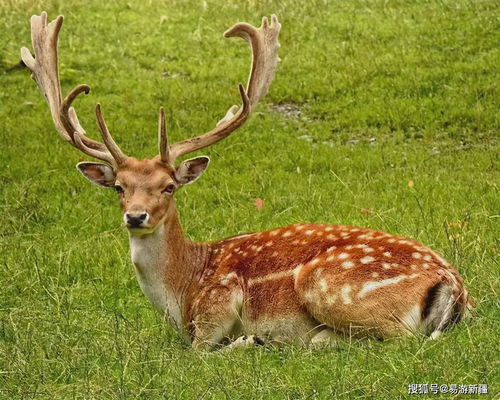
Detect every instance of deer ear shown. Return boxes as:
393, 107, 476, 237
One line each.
76, 162, 116, 187
175, 156, 210, 185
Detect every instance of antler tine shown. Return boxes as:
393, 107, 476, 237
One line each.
168, 84, 250, 164
72, 132, 116, 166
225, 14, 281, 107
95, 104, 127, 164
21, 12, 127, 167
166, 15, 281, 165
60, 84, 104, 150
158, 107, 169, 163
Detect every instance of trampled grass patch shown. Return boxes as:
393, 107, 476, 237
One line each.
0, 0, 498, 398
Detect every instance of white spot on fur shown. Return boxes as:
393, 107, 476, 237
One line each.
424, 254, 432, 261
325, 226, 334, 232
341, 261, 355, 269
282, 230, 292, 237
382, 263, 391, 269
363, 247, 374, 253
412, 252, 422, 259
270, 230, 280, 236
249, 268, 299, 286
310, 258, 320, 266
292, 264, 304, 288
326, 255, 335, 262
383, 252, 392, 257
304, 290, 315, 302
265, 241, 274, 247
338, 252, 349, 260
293, 264, 303, 279
387, 238, 396, 243
341, 285, 352, 305
360, 256, 375, 264
319, 279, 328, 292
423, 263, 430, 269
371, 272, 379, 278
326, 234, 337, 240
305, 230, 314, 235
219, 272, 237, 285
316, 231, 324, 236
358, 274, 419, 298
354, 244, 367, 249
327, 246, 337, 252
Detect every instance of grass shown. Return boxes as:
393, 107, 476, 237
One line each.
0, 0, 498, 398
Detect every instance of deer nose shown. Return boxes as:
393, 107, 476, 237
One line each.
125, 212, 149, 228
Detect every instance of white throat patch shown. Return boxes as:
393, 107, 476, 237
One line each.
128, 224, 183, 330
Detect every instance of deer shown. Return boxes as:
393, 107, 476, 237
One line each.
21, 12, 471, 349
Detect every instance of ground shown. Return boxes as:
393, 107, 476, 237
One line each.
0, 0, 498, 398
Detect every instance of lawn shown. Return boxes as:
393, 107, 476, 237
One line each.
0, 0, 498, 398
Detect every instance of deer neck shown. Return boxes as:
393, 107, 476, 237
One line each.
128, 200, 210, 332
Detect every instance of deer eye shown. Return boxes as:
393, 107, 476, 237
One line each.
162, 183, 176, 194
114, 185, 124, 193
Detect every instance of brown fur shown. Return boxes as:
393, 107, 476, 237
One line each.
180, 223, 469, 345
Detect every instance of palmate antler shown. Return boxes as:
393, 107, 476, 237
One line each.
22, 12, 280, 168
21, 12, 126, 168
160, 15, 281, 166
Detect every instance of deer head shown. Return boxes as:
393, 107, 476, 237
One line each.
21, 12, 281, 234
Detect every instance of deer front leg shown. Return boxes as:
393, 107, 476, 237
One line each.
190, 279, 243, 350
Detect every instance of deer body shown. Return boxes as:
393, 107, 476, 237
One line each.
22, 13, 470, 349
126, 187, 469, 348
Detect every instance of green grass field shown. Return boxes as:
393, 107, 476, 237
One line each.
1, 0, 498, 398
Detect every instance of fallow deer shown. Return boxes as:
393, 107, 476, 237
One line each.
21, 12, 471, 349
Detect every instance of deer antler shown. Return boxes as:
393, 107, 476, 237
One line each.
21, 12, 127, 168
161, 14, 281, 166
